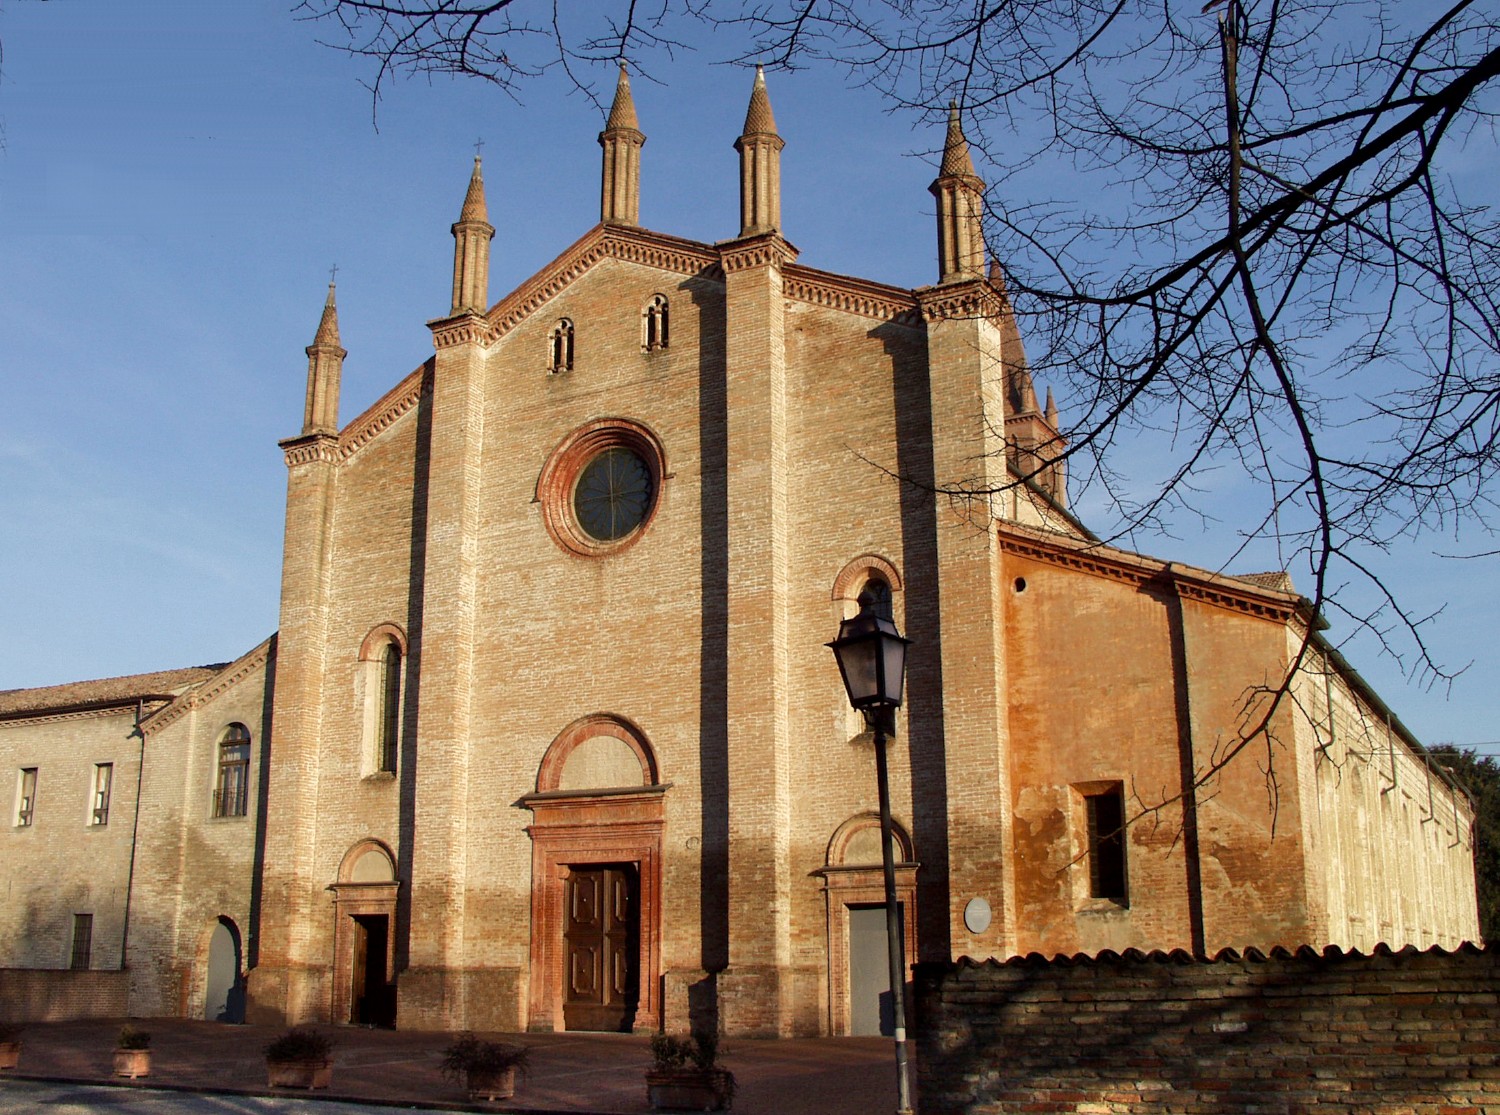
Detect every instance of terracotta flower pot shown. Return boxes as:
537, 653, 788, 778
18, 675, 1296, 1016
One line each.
266, 1058, 333, 1089
113, 1048, 151, 1079
466, 1064, 517, 1102
0, 1042, 19, 1072
646, 1068, 734, 1111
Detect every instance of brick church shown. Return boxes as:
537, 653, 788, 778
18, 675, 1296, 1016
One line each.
0, 69, 1479, 1037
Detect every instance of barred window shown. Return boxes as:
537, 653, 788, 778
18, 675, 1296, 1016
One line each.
214, 725, 251, 818
70, 913, 93, 970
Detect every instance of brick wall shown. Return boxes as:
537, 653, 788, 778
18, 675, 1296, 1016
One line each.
915, 944, 1498, 1114
0, 968, 128, 1022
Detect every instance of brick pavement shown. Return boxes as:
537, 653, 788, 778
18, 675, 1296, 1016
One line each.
0, 1018, 901, 1114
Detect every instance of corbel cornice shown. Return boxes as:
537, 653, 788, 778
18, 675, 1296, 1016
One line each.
719, 232, 799, 273
782, 264, 923, 325
338, 363, 431, 462
428, 312, 495, 350
278, 432, 340, 468
915, 278, 1005, 322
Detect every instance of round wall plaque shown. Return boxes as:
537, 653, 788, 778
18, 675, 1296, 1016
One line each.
963, 896, 992, 934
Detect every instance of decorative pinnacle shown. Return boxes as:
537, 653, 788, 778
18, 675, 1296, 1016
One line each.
459, 156, 488, 223
313, 282, 340, 347
1045, 386, 1059, 426
939, 102, 978, 178
605, 63, 640, 131
742, 65, 779, 136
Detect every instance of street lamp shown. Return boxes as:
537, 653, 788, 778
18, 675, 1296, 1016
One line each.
827, 608, 914, 1115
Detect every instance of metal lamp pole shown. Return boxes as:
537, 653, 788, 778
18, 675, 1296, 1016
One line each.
828, 610, 914, 1115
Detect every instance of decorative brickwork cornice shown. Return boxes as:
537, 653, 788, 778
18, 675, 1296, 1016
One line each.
484, 224, 721, 345
783, 265, 923, 325
0, 703, 158, 728
338, 362, 432, 462
997, 522, 1299, 623
278, 432, 340, 468
142, 637, 273, 734
428, 312, 495, 350
915, 278, 1004, 322
719, 233, 799, 273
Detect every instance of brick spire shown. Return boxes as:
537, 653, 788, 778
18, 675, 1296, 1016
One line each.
451, 156, 495, 315
599, 64, 645, 225
929, 103, 986, 283
734, 66, 785, 237
302, 282, 345, 436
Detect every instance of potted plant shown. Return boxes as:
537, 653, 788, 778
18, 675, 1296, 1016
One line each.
263, 1026, 334, 1089
440, 1032, 530, 1102
646, 1032, 735, 1111
112, 1024, 152, 1079
0, 1023, 22, 1072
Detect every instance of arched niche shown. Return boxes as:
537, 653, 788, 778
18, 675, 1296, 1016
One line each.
816, 812, 920, 1037
522, 714, 667, 1033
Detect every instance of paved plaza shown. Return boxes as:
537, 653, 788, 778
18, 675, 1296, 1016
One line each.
0, 1018, 901, 1114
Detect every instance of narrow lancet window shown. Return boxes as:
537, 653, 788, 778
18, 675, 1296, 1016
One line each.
377, 642, 401, 774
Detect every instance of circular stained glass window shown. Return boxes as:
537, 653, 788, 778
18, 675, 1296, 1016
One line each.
573, 447, 654, 542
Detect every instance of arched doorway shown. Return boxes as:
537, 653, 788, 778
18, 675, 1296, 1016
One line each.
522, 714, 666, 1033
330, 839, 399, 1027
816, 813, 918, 1036
204, 917, 245, 1023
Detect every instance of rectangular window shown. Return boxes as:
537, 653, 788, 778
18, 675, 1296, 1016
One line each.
1085, 786, 1128, 901
16, 768, 37, 827
91, 763, 113, 826
214, 730, 250, 818
70, 913, 93, 970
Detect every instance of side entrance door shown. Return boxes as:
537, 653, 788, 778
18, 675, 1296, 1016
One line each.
848, 902, 903, 1036
563, 864, 639, 1031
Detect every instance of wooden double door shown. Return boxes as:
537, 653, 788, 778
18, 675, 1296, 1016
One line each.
563, 864, 639, 1032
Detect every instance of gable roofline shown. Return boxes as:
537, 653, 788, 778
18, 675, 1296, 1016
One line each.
0, 663, 229, 721
140, 635, 276, 734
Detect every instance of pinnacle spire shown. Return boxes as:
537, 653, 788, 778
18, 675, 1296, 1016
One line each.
939, 102, 978, 178
605, 63, 640, 131
313, 282, 340, 348
599, 63, 646, 224
459, 156, 488, 223
742, 65, 779, 136
1045, 386, 1059, 426
302, 280, 346, 436
735, 66, 785, 237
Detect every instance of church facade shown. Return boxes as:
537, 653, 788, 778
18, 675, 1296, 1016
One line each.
0, 69, 1479, 1038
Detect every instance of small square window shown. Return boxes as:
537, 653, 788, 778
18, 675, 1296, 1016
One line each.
91, 763, 113, 826
16, 768, 37, 827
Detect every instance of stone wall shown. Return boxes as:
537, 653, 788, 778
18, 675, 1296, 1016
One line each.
0, 968, 128, 1022
915, 944, 1498, 1114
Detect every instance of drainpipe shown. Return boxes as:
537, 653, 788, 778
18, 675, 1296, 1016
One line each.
119, 696, 174, 974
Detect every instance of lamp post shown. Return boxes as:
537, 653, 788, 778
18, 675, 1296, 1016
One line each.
827, 608, 914, 1115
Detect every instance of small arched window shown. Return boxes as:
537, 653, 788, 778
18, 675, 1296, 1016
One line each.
214, 724, 251, 818
550, 318, 575, 373
643, 295, 669, 352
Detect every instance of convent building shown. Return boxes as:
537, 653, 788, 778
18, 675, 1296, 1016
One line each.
0, 68, 1480, 1038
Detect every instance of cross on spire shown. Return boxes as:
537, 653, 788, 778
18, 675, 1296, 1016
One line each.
328, 263, 339, 286
473, 137, 485, 158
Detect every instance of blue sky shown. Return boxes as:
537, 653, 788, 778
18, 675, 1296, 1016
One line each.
1, 1, 1493, 752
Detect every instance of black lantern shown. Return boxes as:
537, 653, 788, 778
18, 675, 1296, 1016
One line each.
826, 612, 910, 711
